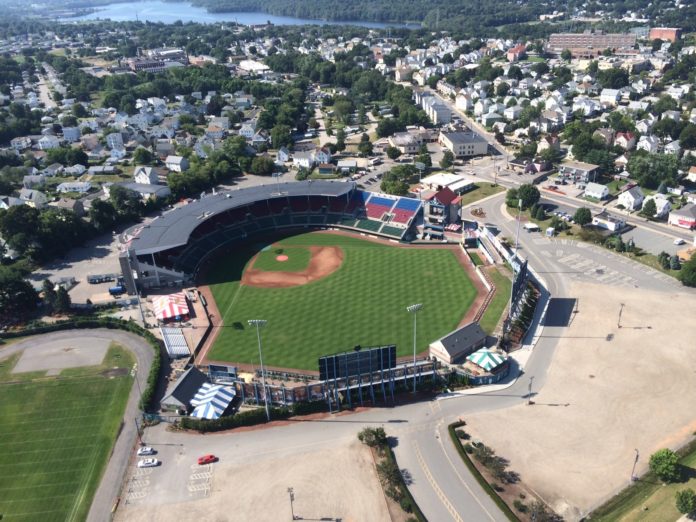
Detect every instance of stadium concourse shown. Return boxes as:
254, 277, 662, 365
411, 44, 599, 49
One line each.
118, 180, 423, 294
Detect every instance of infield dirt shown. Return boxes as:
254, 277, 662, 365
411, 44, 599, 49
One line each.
241, 245, 344, 288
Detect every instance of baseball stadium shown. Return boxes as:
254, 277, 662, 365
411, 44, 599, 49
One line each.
120, 180, 487, 373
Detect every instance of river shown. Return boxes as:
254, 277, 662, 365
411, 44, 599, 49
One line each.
64, 0, 420, 28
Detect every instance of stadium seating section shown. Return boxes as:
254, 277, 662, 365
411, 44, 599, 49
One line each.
161, 189, 422, 275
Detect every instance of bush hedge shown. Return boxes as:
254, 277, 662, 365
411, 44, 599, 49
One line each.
0, 317, 162, 412
384, 446, 427, 522
448, 421, 520, 521
180, 400, 330, 432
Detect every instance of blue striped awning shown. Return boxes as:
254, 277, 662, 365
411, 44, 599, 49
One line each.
190, 383, 236, 420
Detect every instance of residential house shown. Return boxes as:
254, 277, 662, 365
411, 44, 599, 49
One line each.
617, 186, 644, 210
614, 131, 636, 150
43, 163, 64, 177
239, 119, 257, 139
22, 174, 45, 189
165, 155, 189, 172
664, 140, 681, 155
668, 203, 696, 229
503, 105, 522, 121
584, 182, 610, 200
558, 160, 600, 183
57, 181, 92, 194
642, 194, 671, 218
292, 151, 314, 169
314, 147, 332, 165
106, 182, 171, 201
277, 147, 290, 163
64, 164, 86, 176
592, 210, 626, 232
455, 93, 473, 111
506, 44, 527, 63
481, 112, 503, 127
537, 135, 561, 152
50, 198, 85, 217
18, 188, 48, 208
637, 135, 659, 153
593, 128, 615, 146
106, 132, 124, 150
599, 88, 621, 106
388, 132, 420, 155
686, 166, 696, 183
62, 127, 81, 143
10, 136, 32, 151
38, 135, 60, 150
0, 196, 24, 209
134, 166, 161, 185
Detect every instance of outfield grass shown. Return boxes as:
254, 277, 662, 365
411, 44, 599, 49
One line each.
0, 344, 134, 522
479, 267, 512, 335
252, 246, 311, 272
207, 232, 477, 370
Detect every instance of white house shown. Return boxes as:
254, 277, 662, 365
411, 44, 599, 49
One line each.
239, 119, 257, 139
165, 155, 189, 172
642, 194, 671, 218
314, 147, 332, 165
292, 151, 314, 169
592, 210, 625, 232
57, 181, 92, 194
664, 140, 681, 155
18, 188, 48, 208
617, 186, 644, 210
455, 94, 473, 111
276, 147, 290, 163
614, 132, 636, 150
106, 132, 124, 150
10, 136, 32, 151
584, 182, 609, 200
38, 135, 60, 150
134, 166, 160, 185
637, 135, 659, 154
599, 88, 621, 106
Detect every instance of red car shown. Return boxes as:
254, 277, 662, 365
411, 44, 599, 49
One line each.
198, 454, 218, 465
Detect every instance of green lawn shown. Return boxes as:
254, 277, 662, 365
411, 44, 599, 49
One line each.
468, 251, 484, 266
592, 440, 696, 522
0, 344, 134, 522
252, 246, 311, 272
479, 267, 512, 334
207, 232, 477, 370
458, 183, 505, 208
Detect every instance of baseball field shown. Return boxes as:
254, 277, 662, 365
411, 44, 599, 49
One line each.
205, 231, 478, 370
0, 344, 133, 522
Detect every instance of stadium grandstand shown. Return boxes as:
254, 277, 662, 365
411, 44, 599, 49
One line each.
119, 181, 422, 293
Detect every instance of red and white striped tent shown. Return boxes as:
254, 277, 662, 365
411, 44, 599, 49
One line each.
153, 292, 190, 322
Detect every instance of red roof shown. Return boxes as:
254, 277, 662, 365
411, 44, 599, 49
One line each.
433, 187, 458, 206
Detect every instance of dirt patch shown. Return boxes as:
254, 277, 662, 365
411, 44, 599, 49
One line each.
100, 368, 129, 378
242, 245, 344, 288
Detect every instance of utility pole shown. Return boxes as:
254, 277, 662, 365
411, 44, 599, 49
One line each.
287, 487, 296, 520
630, 449, 639, 482
527, 376, 534, 405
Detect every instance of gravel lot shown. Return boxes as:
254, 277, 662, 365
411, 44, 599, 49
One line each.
465, 281, 696, 521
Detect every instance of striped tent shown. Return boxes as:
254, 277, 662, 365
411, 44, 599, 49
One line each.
190, 383, 236, 420
466, 348, 506, 372
152, 292, 189, 322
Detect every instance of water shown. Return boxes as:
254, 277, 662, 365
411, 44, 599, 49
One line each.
64, 0, 420, 28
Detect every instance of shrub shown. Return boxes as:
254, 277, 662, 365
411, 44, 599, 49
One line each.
676, 488, 696, 515
399, 497, 414, 513
513, 499, 528, 513
649, 448, 680, 483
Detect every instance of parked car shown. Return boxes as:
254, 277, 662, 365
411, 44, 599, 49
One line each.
137, 458, 160, 468
674, 238, 686, 245
137, 446, 156, 456
198, 454, 219, 465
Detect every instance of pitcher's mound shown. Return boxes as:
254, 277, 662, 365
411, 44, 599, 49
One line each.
243, 246, 344, 288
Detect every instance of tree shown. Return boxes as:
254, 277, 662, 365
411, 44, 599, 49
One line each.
89, 199, 119, 232
439, 150, 454, 169
54, 286, 71, 314
670, 255, 681, 271
270, 124, 292, 149
649, 449, 680, 483
518, 184, 540, 210
641, 198, 657, 219
386, 146, 402, 161
334, 128, 346, 152
133, 147, 153, 165
573, 207, 592, 226
682, 256, 696, 287
357, 427, 387, 447
658, 251, 671, 269
676, 488, 696, 515
561, 49, 572, 61
358, 139, 373, 157
42, 279, 56, 309
250, 156, 275, 176
535, 206, 546, 221
0, 266, 38, 326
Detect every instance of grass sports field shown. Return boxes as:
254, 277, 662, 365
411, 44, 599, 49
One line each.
206, 232, 478, 370
0, 344, 133, 522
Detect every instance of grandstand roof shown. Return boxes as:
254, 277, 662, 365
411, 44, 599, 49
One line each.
126, 180, 355, 255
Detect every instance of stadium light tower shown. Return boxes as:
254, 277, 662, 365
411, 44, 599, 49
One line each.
248, 319, 270, 422
406, 303, 423, 393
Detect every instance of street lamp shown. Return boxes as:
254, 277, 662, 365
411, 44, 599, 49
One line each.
248, 319, 270, 422
631, 449, 639, 482
287, 487, 296, 520
508, 198, 523, 332
406, 303, 423, 393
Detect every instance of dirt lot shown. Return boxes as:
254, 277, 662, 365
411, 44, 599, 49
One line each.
116, 438, 389, 522
242, 245, 344, 288
465, 281, 696, 521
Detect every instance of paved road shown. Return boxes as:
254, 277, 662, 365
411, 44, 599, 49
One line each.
2, 329, 155, 522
